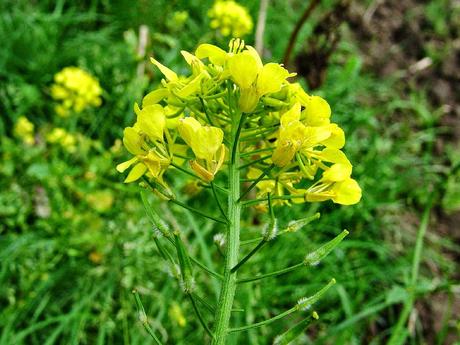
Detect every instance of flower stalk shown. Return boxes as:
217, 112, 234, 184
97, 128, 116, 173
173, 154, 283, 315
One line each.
118, 37, 362, 343
211, 96, 243, 345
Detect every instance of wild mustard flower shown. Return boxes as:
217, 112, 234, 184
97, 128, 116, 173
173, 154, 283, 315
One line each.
51, 67, 102, 117
208, 1, 253, 37
169, 302, 187, 328
118, 38, 361, 205
14, 116, 34, 145
46, 128, 77, 153
118, 38, 361, 344
116, 104, 172, 186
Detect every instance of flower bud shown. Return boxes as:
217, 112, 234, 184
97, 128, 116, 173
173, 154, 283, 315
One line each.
238, 87, 259, 113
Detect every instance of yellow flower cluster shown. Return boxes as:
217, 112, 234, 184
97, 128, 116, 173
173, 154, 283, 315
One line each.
46, 128, 77, 153
51, 67, 102, 117
117, 39, 361, 206
208, 1, 253, 37
14, 116, 34, 145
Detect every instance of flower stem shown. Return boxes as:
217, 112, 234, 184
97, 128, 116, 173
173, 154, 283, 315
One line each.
238, 164, 274, 201
228, 306, 297, 333
211, 110, 243, 345
169, 199, 227, 224
237, 262, 305, 284
231, 239, 266, 273
187, 293, 214, 338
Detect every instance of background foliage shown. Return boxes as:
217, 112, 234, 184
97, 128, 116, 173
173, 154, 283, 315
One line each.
1, 0, 459, 344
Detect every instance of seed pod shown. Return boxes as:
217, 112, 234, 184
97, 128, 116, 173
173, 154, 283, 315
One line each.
174, 234, 196, 293
141, 190, 172, 238
303, 230, 349, 266
285, 213, 321, 233
297, 279, 336, 311
272, 311, 319, 345
263, 218, 279, 241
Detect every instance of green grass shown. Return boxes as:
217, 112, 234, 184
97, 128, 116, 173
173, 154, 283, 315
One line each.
1, 0, 459, 344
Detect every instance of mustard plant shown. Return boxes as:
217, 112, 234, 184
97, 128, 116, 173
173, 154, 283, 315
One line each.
13, 116, 35, 145
208, 1, 253, 38
51, 66, 102, 117
118, 38, 361, 344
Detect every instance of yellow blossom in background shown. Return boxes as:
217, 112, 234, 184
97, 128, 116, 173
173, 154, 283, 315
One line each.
46, 128, 77, 153
51, 67, 102, 117
14, 116, 34, 145
208, 1, 253, 37
168, 302, 187, 328
168, 11, 189, 30
182, 179, 204, 197
86, 190, 114, 213
89, 251, 103, 264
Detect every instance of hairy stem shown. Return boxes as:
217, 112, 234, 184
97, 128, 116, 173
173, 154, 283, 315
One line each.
212, 111, 243, 345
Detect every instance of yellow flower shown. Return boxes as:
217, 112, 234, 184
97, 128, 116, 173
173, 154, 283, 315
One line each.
302, 95, 332, 127
169, 302, 187, 328
86, 190, 114, 213
117, 38, 361, 208
14, 116, 34, 145
178, 117, 225, 181
305, 163, 362, 205
51, 67, 102, 117
195, 44, 228, 66
116, 105, 171, 184
247, 167, 310, 210
227, 47, 294, 112
272, 103, 331, 167
208, 0, 253, 37
46, 128, 77, 152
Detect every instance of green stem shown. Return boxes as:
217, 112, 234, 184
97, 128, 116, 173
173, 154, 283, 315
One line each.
387, 199, 432, 345
132, 290, 163, 345
228, 306, 297, 333
189, 256, 223, 280
199, 97, 215, 126
242, 194, 305, 207
171, 162, 200, 180
240, 147, 274, 157
169, 199, 227, 224
211, 105, 242, 345
188, 293, 214, 338
239, 155, 272, 170
238, 164, 274, 201
231, 239, 266, 273
211, 181, 228, 221
237, 262, 304, 284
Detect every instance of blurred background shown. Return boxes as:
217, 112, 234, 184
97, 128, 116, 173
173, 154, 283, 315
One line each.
0, 0, 459, 344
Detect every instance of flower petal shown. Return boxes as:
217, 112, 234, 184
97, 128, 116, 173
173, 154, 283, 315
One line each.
143, 88, 169, 107
116, 157, 138, 173
256, 63, 291, 96
195, 44, 228, 65
228, 51, 259, 89
136, 105, 166, 142
321, 163, 352, 182
303, 96, 331, 126
332, 178, 362, 205
178, 117, 202, 147
123, 127, 144, 155
124, 163, 147, 183
150, 57, 178, 81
